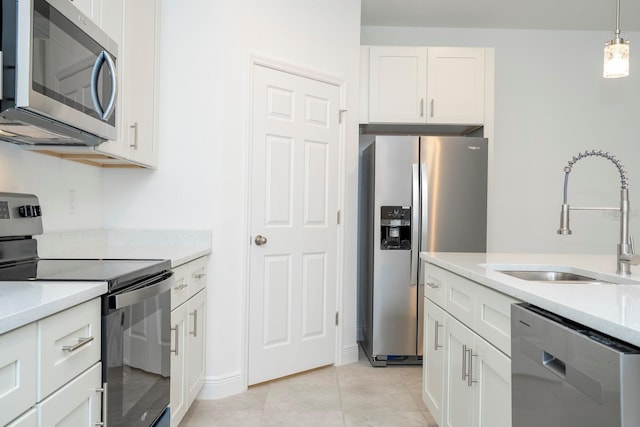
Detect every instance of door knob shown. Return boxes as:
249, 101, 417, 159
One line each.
254, 235, 268, 246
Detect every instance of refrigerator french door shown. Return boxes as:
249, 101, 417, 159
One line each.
358, 135, 488, 366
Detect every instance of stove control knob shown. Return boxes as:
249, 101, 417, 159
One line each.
18, 205, 42, 218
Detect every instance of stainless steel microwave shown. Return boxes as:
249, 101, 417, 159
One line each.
0, 0, 118, 146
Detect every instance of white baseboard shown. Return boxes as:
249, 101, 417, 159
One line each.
196, 344, 359, 400
339, 343, 359, 365
196, 370, 245, 400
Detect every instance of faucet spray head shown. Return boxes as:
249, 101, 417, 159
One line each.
558, 203, 572, 235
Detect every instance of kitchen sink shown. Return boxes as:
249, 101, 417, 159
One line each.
497, 270, 613, 284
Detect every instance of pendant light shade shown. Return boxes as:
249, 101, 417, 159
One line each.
603, 0, 629, 78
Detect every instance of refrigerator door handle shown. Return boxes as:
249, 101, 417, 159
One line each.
411, 163, 420, 285
418, 161, 429, 286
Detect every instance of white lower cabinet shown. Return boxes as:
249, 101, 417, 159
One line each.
0, 324, 37, 426
170, 302, 188, 426
423, 262, 515, 427
444, 314, 510, 427
0, 298, 103, 427
186, 289, 207, 408
170, 256, 208, 427
423, 298, 446, 424
37, 362, 102, 427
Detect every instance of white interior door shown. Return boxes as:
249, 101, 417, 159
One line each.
248, 64, 340, 385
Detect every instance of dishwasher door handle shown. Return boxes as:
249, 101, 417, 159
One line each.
543, 351, 566, 378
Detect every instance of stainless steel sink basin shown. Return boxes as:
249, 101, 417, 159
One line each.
497, 270, 613, 284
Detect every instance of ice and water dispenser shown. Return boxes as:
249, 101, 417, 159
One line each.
380, 206, 411, 250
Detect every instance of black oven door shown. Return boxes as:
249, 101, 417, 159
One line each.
103, 272, 173, 427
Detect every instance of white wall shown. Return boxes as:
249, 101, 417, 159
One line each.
0, 144, 103, 231
362, 26, 640, 259
102, 0, 362, 398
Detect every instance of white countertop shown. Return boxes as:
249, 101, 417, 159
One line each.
36, 229, 212, 267
0, 281, 107, 335
420, 252, 640, 348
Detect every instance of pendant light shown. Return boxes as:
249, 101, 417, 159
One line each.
603, 0, 629, 78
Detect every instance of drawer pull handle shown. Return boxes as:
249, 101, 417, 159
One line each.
62, 336, 94, 352
426, 282, 440, 289
193, 273, 206, 279
171, 325, 180, 356
434, 320, 443, 350
467, 348, 478, 387
174, 283, 188, 291
94, 382, 107, 426
462, 344, 468, 380
189, 309, 198, 337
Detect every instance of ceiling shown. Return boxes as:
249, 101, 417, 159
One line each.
361, 0, 640, 32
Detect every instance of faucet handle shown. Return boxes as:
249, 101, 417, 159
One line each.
630, 236, 635, 255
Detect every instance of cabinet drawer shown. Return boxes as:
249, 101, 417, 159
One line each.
445, 272, 476, 328
0, 323, 37, 427
37, 298, 101, 400
188, 257, 208, 298
424, 263, 446, 308
475, 285, 519, 356
171, 264, 190, 310
37, 362, 102, 427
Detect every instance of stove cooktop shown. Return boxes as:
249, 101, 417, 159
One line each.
0, 258, 171, 292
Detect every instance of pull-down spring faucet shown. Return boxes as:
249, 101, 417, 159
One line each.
558, 150, 640, 275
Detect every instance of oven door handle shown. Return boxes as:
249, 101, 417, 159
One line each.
113, 273, 173, 309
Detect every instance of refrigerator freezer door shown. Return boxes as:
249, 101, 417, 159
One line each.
419, 136, 488, 254
372, 136, 420, 357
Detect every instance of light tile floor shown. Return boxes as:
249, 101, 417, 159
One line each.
180, 352, 439, 427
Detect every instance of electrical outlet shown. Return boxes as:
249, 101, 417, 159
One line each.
68, 190, 76, 214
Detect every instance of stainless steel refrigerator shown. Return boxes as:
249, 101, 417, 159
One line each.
358, 135, 488, 366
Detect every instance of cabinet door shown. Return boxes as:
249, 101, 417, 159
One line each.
423, 298, 446, 426
95, 0, 129, 159
37, 362, 102, 427
444, 314, 475, 427
170, 303, 188, 427
124, 0, 159, 167
96, 0, 159, 168
426, 48, 485, 124
0, 324, 36, 427
474, 336, 511, 427
369, 46, 427, 123
186, 289, 207, 407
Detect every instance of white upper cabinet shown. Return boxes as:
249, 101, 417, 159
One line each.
369, 46, 428, 123
364, 46, 485, 125
97, 0, 160, 168
427, 47, 485, 125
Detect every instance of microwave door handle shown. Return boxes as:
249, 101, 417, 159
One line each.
102, 52, 117, 121
91, 51, 117, 121
91, 51, 107, 119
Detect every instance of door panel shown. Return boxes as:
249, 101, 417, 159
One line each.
248, 65, 339, 385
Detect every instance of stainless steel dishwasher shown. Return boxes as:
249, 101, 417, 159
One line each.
511, 303, 640, 427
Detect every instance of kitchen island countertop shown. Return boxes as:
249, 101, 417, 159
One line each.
421, 252, 640, 348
